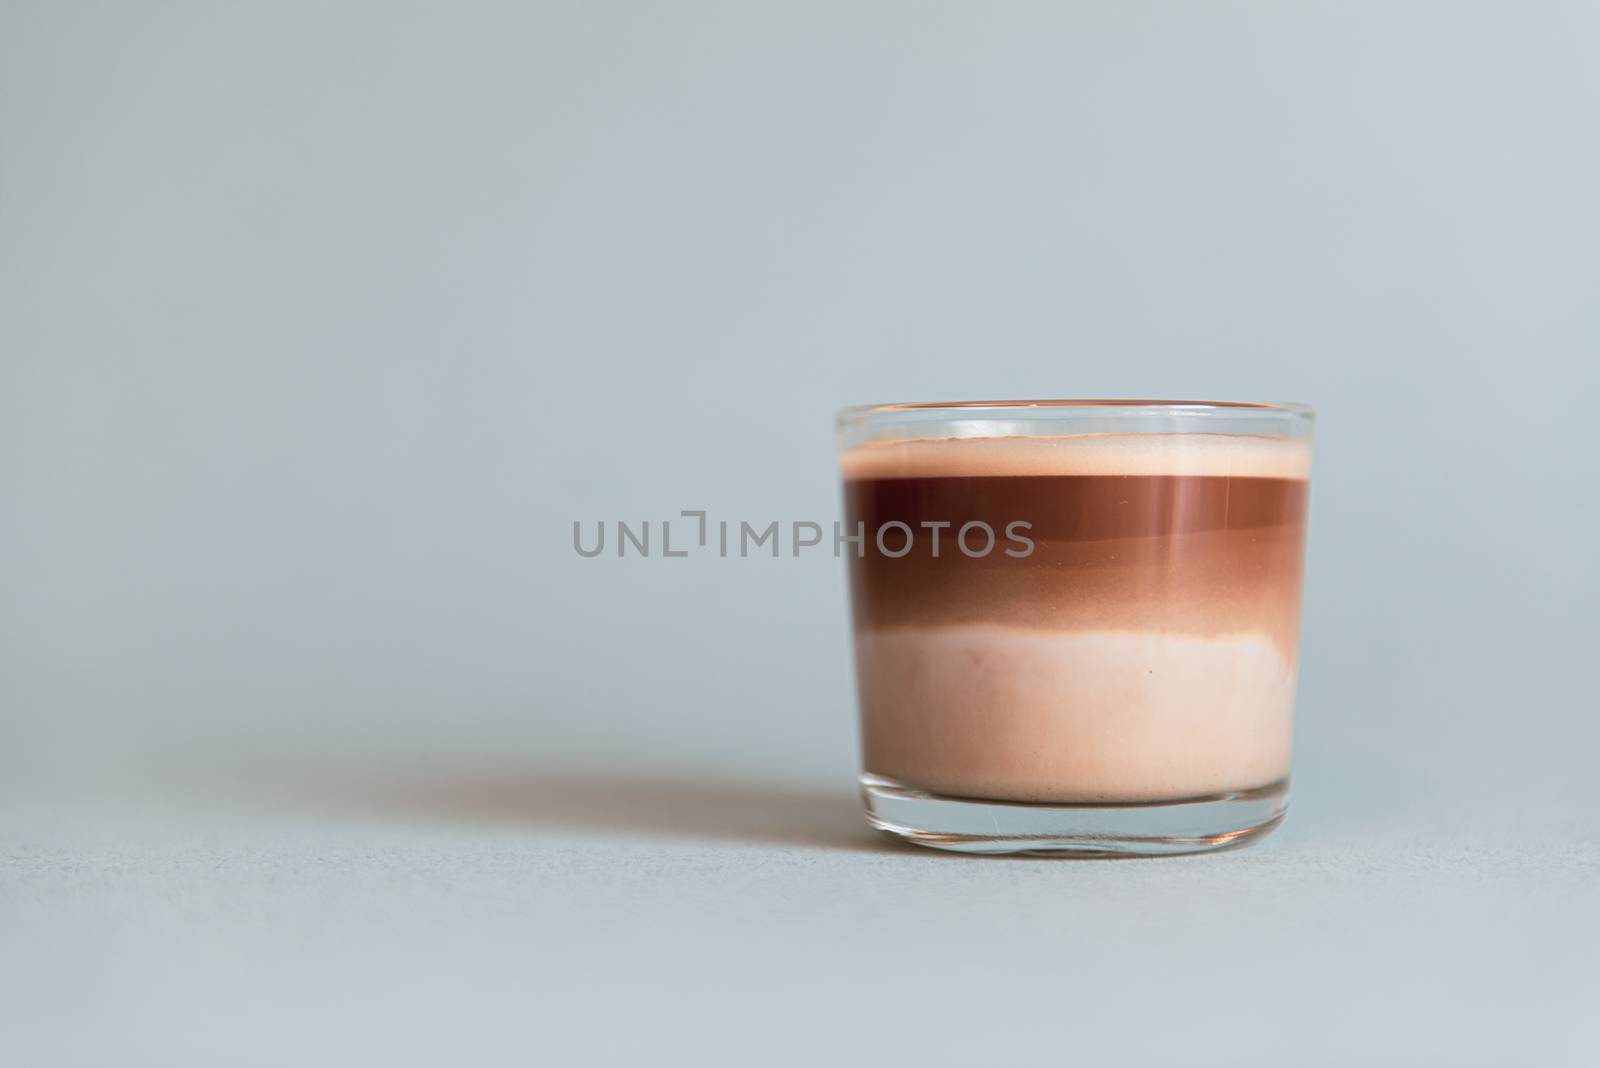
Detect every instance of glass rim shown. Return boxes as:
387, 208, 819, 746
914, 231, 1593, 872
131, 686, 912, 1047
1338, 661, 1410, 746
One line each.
838, 399, 1314, 426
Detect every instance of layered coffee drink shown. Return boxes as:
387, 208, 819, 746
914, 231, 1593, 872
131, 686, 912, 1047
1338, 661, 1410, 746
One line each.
841, 431, 1310, 807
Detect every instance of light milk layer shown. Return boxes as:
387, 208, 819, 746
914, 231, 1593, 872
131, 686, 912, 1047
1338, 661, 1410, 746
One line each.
857, 625, 1296, 802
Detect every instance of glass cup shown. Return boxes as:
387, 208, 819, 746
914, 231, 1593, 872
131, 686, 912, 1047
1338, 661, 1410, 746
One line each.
837, 400, 1314, 856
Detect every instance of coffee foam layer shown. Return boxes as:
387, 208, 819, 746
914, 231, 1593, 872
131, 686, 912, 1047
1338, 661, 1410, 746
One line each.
840, 433, 1311, 480
856, 625, 1296, 802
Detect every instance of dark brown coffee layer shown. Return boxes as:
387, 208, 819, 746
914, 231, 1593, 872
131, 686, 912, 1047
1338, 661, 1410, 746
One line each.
843, 474, 1309, 657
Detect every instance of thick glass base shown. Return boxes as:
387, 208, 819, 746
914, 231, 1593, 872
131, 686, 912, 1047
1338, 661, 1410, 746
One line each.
861, 774, 1288, 857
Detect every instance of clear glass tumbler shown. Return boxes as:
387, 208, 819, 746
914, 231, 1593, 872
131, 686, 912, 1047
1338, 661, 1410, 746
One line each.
838, 400, 1314, 856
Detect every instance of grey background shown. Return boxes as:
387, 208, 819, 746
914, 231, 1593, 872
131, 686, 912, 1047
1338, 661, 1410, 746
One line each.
3, 2, 1597, 1065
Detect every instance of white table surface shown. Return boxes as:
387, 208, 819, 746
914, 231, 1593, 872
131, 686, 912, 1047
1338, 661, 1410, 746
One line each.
4, 766, 1597, 1067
